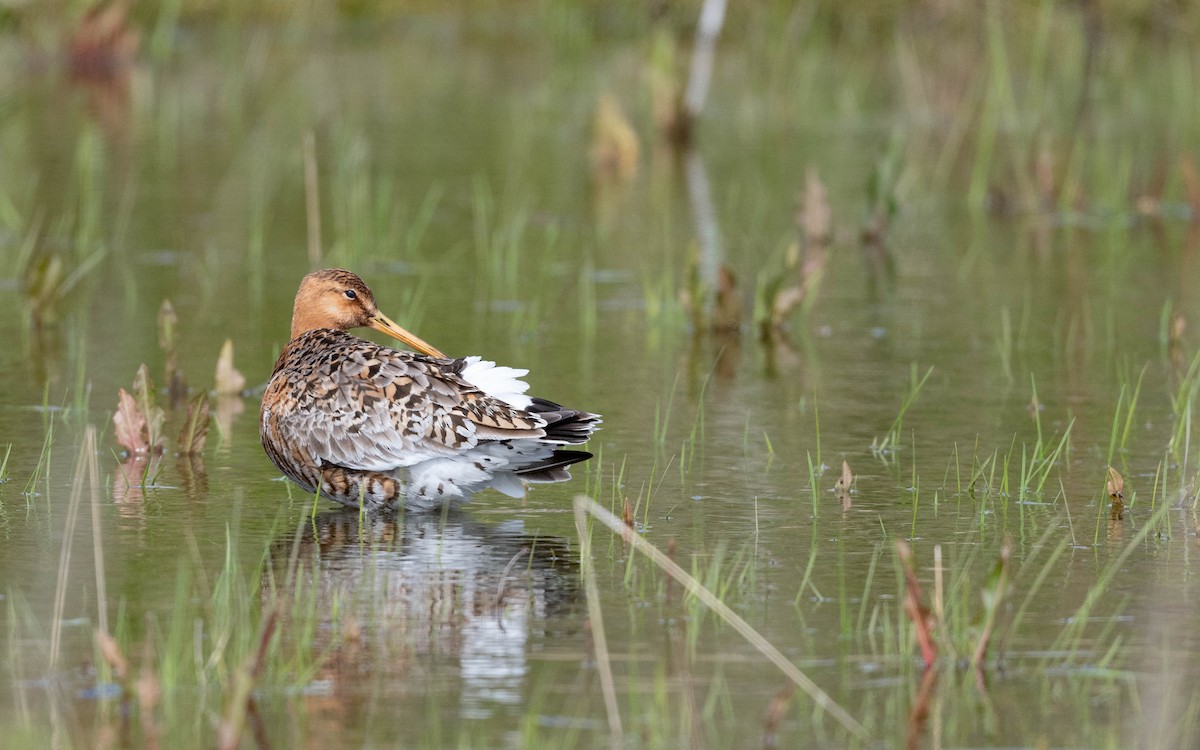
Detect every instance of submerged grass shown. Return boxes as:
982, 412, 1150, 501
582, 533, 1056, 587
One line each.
3, 522, 331, 750
1, 424, 330, 748
21, 418, 53, 501
872, 365, 933, 456
1055, 500, 1175, 660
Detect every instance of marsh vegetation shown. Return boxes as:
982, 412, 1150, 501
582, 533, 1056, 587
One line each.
0, 1, 1199, 747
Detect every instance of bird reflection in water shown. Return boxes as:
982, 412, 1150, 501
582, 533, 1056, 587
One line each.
267, 511, 578, 725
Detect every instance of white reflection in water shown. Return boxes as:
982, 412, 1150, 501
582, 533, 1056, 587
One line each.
274, 511, 575, 720
460, 599, 528, 717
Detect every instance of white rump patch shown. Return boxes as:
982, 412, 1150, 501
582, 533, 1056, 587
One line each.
459, 356, 533, 410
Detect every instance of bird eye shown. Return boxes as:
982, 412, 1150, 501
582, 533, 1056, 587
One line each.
344, 289, 357, 300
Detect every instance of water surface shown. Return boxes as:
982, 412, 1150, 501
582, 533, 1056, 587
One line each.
0, 7, 1198, 749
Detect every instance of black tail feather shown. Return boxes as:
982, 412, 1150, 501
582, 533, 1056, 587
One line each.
514, 449, 594, 482
527, 397, 602, 445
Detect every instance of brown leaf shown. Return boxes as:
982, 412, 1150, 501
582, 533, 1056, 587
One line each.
177, 392, 210, 456
132, 365, 165, 450
835, 460, 855, 511
132, 364, 153, 404
1106, 466, 1125, 501
835, 460, 853, 492
1106, 467, 1126, 522
113, 388, 149, 454
215, 339, 246, 396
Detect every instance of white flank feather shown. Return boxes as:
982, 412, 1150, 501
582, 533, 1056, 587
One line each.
401, 441, 566, 509
459, 356, 533, 410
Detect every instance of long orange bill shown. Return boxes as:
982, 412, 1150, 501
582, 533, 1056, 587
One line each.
369, 312, 447, 359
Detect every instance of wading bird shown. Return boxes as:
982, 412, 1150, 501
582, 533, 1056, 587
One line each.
260, 269, 600, 511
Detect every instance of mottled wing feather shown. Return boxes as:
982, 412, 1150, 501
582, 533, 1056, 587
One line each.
269, 330, 549, 474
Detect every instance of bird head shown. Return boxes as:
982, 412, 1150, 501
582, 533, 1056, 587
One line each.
290, 268, 446, 358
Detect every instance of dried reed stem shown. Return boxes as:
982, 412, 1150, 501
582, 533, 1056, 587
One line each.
573, 499, 625, 745
86, 426, 106, 635
50, 427, 95, 667
574, 496, 868, 740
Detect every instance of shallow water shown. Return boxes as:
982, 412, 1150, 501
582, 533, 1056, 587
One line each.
1, 7, 1199, 749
